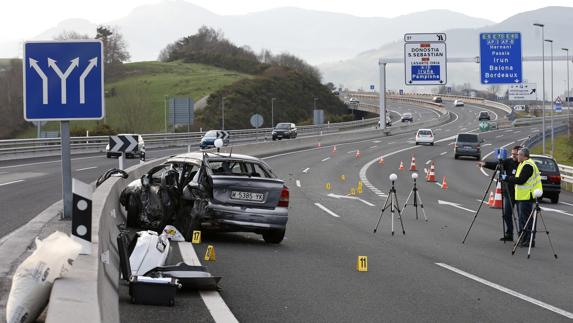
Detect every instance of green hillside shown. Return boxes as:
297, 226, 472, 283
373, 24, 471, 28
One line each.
17, 61, 251, 137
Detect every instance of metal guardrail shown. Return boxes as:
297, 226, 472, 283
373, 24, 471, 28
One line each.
512, 115, 570, 126
521, 124, 573, 191
0, 117, 379, 157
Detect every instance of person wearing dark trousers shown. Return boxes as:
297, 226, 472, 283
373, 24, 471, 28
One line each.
477, 145, 521, 241
504, 147, 543, 247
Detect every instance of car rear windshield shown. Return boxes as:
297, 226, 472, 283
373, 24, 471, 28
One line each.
418, 130, 432, 135
276, 123, 290, 129
479, 112, 489, 117
457, 134, 478, 142
209, 160, 274, 178
532, 158, 558, 172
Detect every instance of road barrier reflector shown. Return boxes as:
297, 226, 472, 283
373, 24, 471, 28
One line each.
326, 182, 332, 191
340, 174, 346, 182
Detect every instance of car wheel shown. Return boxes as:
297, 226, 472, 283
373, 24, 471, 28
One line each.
454, 154, 459, 160
106, 153, 111, 158
126, 195, 141, 228
550, 194, 559, 204
430, 143, 434, 146
415, 142, 418, 145
262, 229, 285, 244
272, 137, 276, 141
141, 153, 146, 162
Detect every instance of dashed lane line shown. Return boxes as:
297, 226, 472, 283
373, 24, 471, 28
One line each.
440, 152, 448, 156
302, 168, 310, 174
0, 180, 25, 187
321, 157, 330, 162
436, 263, 573, 320
75, 166, 97, 171
314, 203, 340, 218
296, 180, 301, 188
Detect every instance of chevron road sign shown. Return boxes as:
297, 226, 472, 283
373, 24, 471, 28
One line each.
216, 130, 230, 140
109, 135, 139, 153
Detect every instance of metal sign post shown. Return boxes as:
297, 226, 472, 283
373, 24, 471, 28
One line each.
23, 40, 104, 219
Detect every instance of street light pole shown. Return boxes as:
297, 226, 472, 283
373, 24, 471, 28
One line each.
534, 23, 546, 155
271, 98, 276, 128
563, 48, 571, 137
546, 39, 554, 156
221, 96, 225, 130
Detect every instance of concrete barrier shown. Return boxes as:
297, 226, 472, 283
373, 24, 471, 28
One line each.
45, 110, 452, 323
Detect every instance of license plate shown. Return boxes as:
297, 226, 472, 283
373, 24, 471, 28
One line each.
540, 176, 547, 180
231, 191, 264, 201
464, 146, 472, 149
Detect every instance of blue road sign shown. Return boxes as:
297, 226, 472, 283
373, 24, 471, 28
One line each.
555, 97, 563, 112
370, 84, 375, 90
480, 32, 522, 84
24, 40, 104, 121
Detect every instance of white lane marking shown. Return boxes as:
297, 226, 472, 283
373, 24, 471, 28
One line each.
0, 155, 103, 170
533, 129, 540, 132
296, 180, 301, 188
328, 193, 375, 207
480, 167, 489, 177
482, 143, 492, 147
515, 131, 521, 134
369, 145, 378, 149
460, 127, 467, 131
437, 200, 476, 213
179, 242, 239, 323
445, 129, 450, 132
435, 128, 442, 131
315, 203, 340, 217
425, 160, 432, 165
372, 140, 381, 143
517, 137, 530, 141
436, 263, 573, 320
75, 166, 97, 171
388, 142, 395, 145
302, 168, 310, 174
440, 151, 448, 156
560, 201, 573, 207
540, 207, 573, 217
496, 135, 504, 138
321, 157, 330, 162
347, 150, 357, 154
0, 179, 25, 187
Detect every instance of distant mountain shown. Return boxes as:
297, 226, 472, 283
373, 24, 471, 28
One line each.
0, 1, 493, 64
320, 6, 573, 92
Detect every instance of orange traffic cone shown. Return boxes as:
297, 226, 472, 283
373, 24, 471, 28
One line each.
399, 161, 405, 171
487, 192, 495, 206
409, 155, 417, 171
332, 145, 337, 155
441, 176, 448, 190
355, 149, 361, 159
491, 181, 503, 209
378, 156, 385, 165
426, 161, 436, 182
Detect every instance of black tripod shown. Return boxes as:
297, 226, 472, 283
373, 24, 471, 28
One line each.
402, 175, 428, 221
512, 197, 558, 259
462, 162, 506, 243
373, 177, 405, 236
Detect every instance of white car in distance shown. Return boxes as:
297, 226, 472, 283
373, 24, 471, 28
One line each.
454, 100, 464, 107
415, 129, 434, 145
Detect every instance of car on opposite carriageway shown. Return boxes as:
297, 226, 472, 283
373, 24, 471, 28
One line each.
530, 154, 561, 204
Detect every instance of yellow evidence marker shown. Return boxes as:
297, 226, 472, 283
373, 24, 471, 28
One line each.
340, 174, 346, 182
192, 230, 202, 244
356, 256, 368, 272
350, 187, 356, 196
357, 180, 363, 190
204, 245, 216, 261
325, 182, 332, 191
357, 186, 363, 194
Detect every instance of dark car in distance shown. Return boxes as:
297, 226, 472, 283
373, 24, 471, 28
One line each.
454, 133, 482, 160
432, 96, 443, 103
272, 123, 297, 140
478, 111, 491, 121
531, 154, 561, 203
401, 112, 413, 122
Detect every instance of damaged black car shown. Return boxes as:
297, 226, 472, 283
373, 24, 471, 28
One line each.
120, 152, 289, 243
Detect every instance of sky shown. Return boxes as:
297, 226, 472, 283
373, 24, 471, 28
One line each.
1, 0, 572, 42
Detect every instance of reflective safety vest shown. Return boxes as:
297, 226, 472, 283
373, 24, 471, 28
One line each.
515, 159, 543, 201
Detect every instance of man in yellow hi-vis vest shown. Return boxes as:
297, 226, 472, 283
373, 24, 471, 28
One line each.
504, 148, 543, 247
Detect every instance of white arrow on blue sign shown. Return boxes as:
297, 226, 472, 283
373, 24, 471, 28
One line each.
479, 32, 522, 84
23, 40, 104, 121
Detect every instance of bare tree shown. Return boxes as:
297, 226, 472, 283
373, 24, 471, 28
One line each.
96, 25, 130, 76
54, 30, 91, 40
0, 60, 25, 138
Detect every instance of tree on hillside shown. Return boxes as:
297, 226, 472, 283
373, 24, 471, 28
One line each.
0, 60, 25, 138
54, 30, 91, 40
96, 25, 130, 76
268, 53, 321, 81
